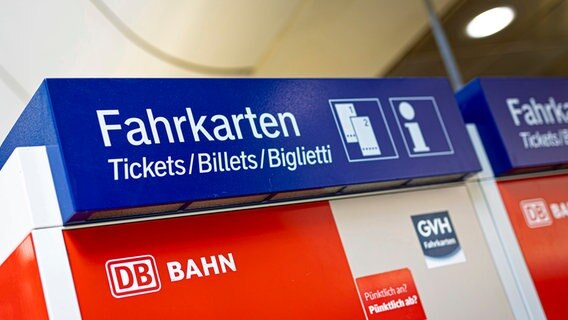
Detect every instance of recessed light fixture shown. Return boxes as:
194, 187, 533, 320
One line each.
466, 6, 515, 38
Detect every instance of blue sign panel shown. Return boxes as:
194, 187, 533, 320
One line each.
457, 78, 568, 176
0, 79, 479, 223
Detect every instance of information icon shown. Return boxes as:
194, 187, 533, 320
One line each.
389, 97, 454, 157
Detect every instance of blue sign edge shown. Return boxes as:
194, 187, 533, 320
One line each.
0, 81, 77, 222
457, 78, 514, 176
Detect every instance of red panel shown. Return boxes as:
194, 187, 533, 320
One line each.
0, 235, 49, 320
498, 174, 568, 319
64, 202, 365, 319
356, 268, 426, 320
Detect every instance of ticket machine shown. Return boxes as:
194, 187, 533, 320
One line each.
0, 78, 516, 319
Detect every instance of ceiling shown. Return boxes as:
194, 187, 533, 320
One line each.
1, 0, 566, 142
387, 0, 568, 84
0, 0, 455, 142
94, 0, 456, 76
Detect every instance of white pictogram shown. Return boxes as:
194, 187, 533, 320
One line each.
330, 98, 397, 162
106, 255, 161, 298
389, 97, 454, 157
335, 103, 358, 143
399, 102, 430, 153
520, 199, 553, 228
350, 116, 381, 156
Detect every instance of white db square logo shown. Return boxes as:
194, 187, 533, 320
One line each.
106, 255, 161, 298
521, 199, 553, 228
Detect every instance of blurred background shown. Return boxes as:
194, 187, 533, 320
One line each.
1, 0, 567, 142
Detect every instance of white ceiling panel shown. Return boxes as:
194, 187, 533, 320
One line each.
0, 0, 197, 97
103, 0, 304, 68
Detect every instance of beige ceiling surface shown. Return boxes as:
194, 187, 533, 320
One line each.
104, 0, 303, 69
103, 0, 455, 76
0, 0, 454, 143
254, 0, 454, 76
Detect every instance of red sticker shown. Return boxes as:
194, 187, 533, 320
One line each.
356, 268, 426, 320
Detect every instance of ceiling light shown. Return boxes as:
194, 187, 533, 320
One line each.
466, 6, 515, 38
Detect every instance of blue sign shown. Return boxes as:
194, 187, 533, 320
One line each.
457, 78, 568, 176
0, 79, 479, 224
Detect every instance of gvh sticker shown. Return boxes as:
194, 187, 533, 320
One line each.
105, 255, 161, 298
520, 199, 553, 228
356, 268, 426, 320
411, 211, 466, 268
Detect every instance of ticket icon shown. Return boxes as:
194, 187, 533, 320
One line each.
330, 98, 398, 162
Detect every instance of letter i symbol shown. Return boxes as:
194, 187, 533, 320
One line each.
399, 102, 430, 152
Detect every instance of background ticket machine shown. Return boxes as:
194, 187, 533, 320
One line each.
459, 77, 568, 320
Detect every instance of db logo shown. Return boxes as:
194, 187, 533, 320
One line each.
105, 255, 161, 298
520, 199, 553, 228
